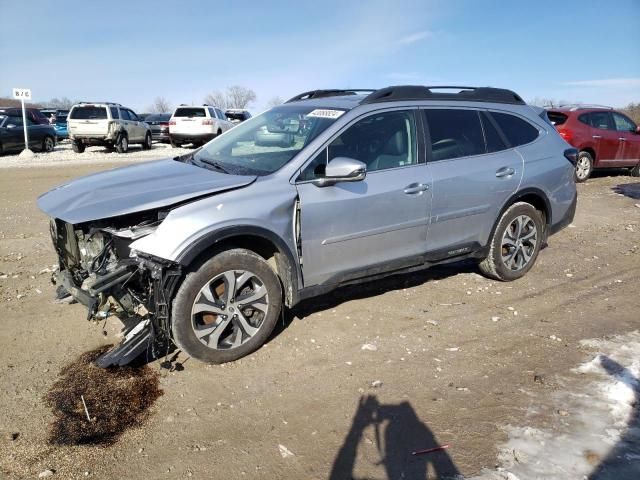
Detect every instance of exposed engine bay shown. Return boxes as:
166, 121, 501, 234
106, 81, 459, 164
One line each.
50, 211, 182, 367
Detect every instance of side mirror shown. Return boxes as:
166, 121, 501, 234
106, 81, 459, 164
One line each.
636, 126, 640, 134
313, 157, 366, 187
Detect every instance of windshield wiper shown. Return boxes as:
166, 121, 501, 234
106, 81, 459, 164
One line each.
196, 156, 230, 174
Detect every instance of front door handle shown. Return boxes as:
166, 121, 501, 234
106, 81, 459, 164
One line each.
495, 167, 515, 178
619, 137, 626, 141
592, 135, 602, 139
403, 183, 429, 194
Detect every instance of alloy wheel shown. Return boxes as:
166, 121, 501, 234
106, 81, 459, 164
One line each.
190, 270, 269, 350
501, 215, 538, 271
575, 157, 590, 180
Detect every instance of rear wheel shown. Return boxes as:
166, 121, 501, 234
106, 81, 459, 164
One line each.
171, 249, 282, 364
72, 140, 85, 153
575, 151, 593, 182
115, 133, 128, 154
479, 202, 544, 281
142, 132, 152, 150
42, 135, 55, 153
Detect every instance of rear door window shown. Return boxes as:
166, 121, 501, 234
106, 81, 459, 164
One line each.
425, 109, 485, 161
489, 112, 539, 146
174, 107, 207, 118
69, 106, 108, 120
588, 111, 615, 130
480, 112, 508, 153
110, 106, 119, 119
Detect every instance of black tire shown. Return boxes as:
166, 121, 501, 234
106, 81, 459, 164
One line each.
170, 137, 181, 148
115, 133, 129, 154
41, 135, 55, 153
479, 202, 544, 281
575, 151, 593, 183
142, 132, 152, 150
630, 164, 640, 177
72, 141, 85, 153
217, 129, 222, 137
172, 248, 283, 364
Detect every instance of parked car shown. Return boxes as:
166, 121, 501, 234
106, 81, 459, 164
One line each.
38, 85, 577, 367
168, 105, 233, 147
53, 114, 68, 140
0, 107, 49, 125
225, 109, 252, 124
0, 114, 57, 154
67, 102, 152, 153
144, 113, 171, 143
546, 106, 640, 182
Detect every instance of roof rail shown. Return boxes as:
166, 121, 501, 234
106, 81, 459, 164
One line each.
558, 103, 613, 111
78, 101, 122, 106
360, 86, 526, 105
286, 89, 376, 103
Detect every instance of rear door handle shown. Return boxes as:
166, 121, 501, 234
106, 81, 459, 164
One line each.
592, 135, 602, 139
403, 183, 429, 194
495, 167, 515, 178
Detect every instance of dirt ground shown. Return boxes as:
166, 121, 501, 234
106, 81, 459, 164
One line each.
0, 157, 638, 479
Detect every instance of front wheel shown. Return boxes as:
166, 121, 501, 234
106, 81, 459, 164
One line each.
479, 202, 544, 281
142, 132, 152, 150
42, 136, 55, 153
575, 151, 593, 182
630, 163, 640, 177
171, 249, 283, 364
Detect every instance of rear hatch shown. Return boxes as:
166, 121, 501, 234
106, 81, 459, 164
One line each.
170, 107, 211, 135
68, 105, 110, 136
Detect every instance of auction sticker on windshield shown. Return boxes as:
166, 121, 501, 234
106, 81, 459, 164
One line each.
306, 109, 345, 119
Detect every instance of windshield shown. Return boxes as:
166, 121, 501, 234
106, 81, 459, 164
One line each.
56, 115, 68, 124
191, 105, 346, 176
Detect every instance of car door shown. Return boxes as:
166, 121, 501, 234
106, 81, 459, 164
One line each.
295, 109, 432, 286
1, 116, 24, 151
27, 117, 47, 149
588, 111, 623, 165
612, 112, 640, 164
424, 109, 524, 255
126, 109, 144, 141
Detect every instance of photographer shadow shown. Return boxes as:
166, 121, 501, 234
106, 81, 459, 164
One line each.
330, 395, 460, 480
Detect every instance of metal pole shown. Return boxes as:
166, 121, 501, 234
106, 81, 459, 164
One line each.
21, 98, 29, 150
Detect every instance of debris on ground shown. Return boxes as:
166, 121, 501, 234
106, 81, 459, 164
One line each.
278, 444, 295, 458
44, 346, 163, 446
361, 343, 378, 351
38, 470, 55, 478
370, 380, 383, 388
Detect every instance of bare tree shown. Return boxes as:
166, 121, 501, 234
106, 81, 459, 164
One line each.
147, 96, 172, 113
203, 91, 228, 110
621, 102, 640, 124
266, 96, 284, 108
43, 97, 75, 109
225, 86, 257, 109
529, 97, 574, 108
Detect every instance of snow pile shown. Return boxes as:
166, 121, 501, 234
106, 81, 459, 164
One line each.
473, 331, 640, 480
0, 141, 193, 169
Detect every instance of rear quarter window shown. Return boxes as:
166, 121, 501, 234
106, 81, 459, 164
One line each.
69, 106, 108, 120
490, 112, 539, 147
174, 108, 206, 118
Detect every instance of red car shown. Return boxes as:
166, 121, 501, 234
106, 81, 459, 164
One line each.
547, 106, 640, 182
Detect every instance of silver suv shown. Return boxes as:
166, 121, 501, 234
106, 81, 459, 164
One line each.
38, 86, 577, 367
68, 102, 153, 153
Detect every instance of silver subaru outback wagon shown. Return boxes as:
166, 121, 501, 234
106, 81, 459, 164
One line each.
38, 86, 577, 366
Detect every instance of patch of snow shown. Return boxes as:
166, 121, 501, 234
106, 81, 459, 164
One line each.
472, 331, 640, 480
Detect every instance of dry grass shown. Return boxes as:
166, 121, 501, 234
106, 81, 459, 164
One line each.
44, 346, 163, 446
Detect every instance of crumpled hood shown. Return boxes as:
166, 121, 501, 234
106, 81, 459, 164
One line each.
37, 158, 256, 224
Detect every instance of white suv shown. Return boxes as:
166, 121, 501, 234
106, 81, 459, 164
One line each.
67, 102, 152, 153
169, 105, 233, 147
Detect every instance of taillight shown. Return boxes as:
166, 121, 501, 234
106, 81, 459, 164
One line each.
564, 148, 578, 165
202, 119, 214, 125
558, 130, 573, 142
168, 120, 176, 126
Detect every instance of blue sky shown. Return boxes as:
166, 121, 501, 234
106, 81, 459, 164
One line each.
1, 0, 638, 112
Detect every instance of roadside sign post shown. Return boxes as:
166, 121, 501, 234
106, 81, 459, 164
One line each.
12, 88, 32, 152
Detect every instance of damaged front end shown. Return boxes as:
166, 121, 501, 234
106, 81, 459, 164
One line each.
49, 213, 182, 367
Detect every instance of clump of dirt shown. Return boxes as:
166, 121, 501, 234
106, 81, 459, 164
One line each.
44, 346, 163, 446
